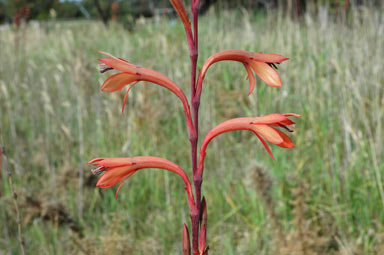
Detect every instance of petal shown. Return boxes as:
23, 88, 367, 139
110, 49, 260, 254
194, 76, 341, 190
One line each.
274, 129, 295, 148
88, 158, 104, 164
96, 165, 134, 188
243, 63, 256, 96
251, 124, 283, 145
101, 73, 138, 92
121, 81, 138, 113
94, 157, 135, 168
98, 52, 136, 73
250, 113, 288, 125
280, 113, 300, 125
251, 53, 289, 63
279, 119, 295, 126
284, 113, 301, 118
115, 171, 136, 200
252, 131, 275, 160
249, 61, 282, 87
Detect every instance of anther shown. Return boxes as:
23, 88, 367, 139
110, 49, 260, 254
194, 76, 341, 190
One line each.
91, 166, 105, 175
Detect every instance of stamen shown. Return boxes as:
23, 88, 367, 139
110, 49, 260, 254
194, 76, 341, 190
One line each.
91, 166, 105, 175
278, 124, 294, 132
267, 63, 278, 70
99, 63, 114, 73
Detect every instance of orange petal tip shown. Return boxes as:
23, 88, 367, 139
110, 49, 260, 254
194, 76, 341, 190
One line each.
88, 158, 103, 164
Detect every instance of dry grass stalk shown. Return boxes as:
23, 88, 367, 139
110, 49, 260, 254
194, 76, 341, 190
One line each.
278, 179, 330, 255
252, 165, 286, 245
0, 147, 2, 197
2, 148, 25, 255
70, 212, 133, 255
21, 195, 83, 237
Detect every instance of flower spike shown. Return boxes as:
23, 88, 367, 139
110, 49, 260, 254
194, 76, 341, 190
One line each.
196, 49, 289, 98
89, 156, 196, 210
98, 52, 195, 138
196, 113, 300, 178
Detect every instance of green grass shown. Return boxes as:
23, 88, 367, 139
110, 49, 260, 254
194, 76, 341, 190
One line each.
0, 7, 384, 254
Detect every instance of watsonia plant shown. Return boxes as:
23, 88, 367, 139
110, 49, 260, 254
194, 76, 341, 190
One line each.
89, 1, 300, 254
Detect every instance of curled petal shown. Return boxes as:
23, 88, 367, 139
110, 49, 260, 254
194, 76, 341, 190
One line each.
252, 132, 275, 160
97, 165, 135, 188
274, 129, 295, 148
115, 171, 136, 200
101, 73, 138, 92
284, 113, 301, 118
243, 63, 256, 96
249, 61, 282, 87
91, 157, 135, 168
121, 81, 138, 113
98, 53, 136, 73
250, 113, 290, 125
88, 158, 104, 164
252, 52, 289, 63
250, 125, 283, 145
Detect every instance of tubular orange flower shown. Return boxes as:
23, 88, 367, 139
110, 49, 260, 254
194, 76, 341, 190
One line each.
169, 0, 194, 49
98, 51, 195, 138
89, 156, 195, 210
195, 49, 289, 98
196, 113, 300, 177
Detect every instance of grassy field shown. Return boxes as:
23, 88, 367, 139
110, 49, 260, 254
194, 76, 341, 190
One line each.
0, 6, 384, 255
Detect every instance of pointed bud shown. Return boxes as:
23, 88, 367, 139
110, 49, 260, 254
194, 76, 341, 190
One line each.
199, 197, 207, 253
183, 224, 191, 255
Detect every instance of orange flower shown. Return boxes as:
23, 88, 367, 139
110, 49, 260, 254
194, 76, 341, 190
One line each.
196, 49, 289, 97
197, 113, 300, 177
89, 156, 195, 209
169, 0, 193, 45
98, 52, 195, 137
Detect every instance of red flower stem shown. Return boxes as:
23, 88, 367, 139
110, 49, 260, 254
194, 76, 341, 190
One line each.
189, 1, 201, 254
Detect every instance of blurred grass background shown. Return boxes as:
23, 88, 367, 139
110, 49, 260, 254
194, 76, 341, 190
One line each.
0, 5, 384, 255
